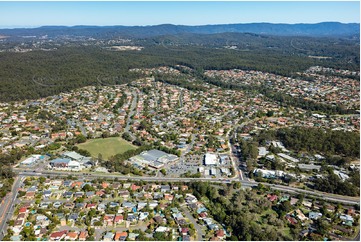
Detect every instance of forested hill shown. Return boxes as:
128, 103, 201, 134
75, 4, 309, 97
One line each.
0, 22, 359, 38
0, 22, 359, 103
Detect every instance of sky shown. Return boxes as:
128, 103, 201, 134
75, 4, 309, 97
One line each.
0, 1, 359, 28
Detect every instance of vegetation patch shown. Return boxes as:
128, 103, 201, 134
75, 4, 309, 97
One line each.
76, 137, 137, 160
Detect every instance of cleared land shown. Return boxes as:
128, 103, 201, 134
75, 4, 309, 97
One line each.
76, 137, 136, 160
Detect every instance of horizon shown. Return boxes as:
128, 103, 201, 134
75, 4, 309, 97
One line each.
0, 21, 360, 30
0, 1, 359, 28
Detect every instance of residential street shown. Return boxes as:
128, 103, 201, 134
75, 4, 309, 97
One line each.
180, 205, 205, 241
124, 89, 138, 140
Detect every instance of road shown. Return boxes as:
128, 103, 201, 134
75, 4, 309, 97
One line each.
353, 230, 360, 241
241, 180, 360, 205
152, 80, 159, 109
228, 133, 244, 180
225, 118, 361, 205
227, 120, 251, 180
14, 169, 360, 205
76, 119, 88, 137
225, 125, 239, 180
180, 205, 204, 241
178, 89, 184, 108
124, 89, 138, 140
1, 169, 358, 239
0, 176, 22, 240
180, 134, 195, 159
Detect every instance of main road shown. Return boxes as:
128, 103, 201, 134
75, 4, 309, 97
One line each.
3, 170, 359, 242
0, 176, 22, 240
226, 118, 253, 181
1, 167, 358, 239
14, 169, 360, 205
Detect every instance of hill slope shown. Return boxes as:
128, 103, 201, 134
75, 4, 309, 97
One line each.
0, 22, 359, 38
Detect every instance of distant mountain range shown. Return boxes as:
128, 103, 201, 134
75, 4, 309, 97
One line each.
0, 22, 359, 38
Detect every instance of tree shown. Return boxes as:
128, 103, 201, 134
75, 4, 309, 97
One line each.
231, 181, 241, 189
47, 142, 61, 150
102, 131, 110, 139
160, 169, 167, 176
82, 184, 95, 192
314, 219, 331, 236
78, 149, 91, 157
0, 166, 14, 179
75, 134, 87, 144
122, 132, 133, 141
249, 144, 258, 159
20, 224, 36, 240
229, 235, 239, 241
279, 201, 292, 213
3, 229, 14, 241
7, 220, 14, 226
38, 176, 46, 184
98, 153, 103, 162
153, 232, 168, 241
94, 221, 102, 227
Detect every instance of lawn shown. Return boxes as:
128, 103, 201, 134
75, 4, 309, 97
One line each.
76, 137, 137, 160
260, 208, 278, 217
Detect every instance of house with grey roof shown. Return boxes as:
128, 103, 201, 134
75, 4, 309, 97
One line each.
298, 164, 321, 171
43, 190, 52, 198
308, 211, 322, 220
68, 213, 79, 222
103, 232, 114, 241
160, 185, 170, 193
128, 233, 139, 240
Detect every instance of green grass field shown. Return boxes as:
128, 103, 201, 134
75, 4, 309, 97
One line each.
76, 137, 137, 160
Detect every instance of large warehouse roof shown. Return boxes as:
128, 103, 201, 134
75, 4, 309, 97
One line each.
140, 149, 168, 162
204, 153, 218, 165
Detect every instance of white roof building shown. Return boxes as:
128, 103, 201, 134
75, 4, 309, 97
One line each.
333, 170, 350, 181
220, 168, 231, 176
277, 153, 299, 163
266, 154, 275, 161
204, 153, 218, 166
298, 164, 321, 171
314, 154, 325, 160
155, 226, 169, 233
68, 160, 81, 170
63, 151, 92, 165
63, 151, 84, 161
312, 113, 326, 119
271, 141, 289, 152
21, 155, 42, 166
253, 168, 285, 178
258, 147, 269, 157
